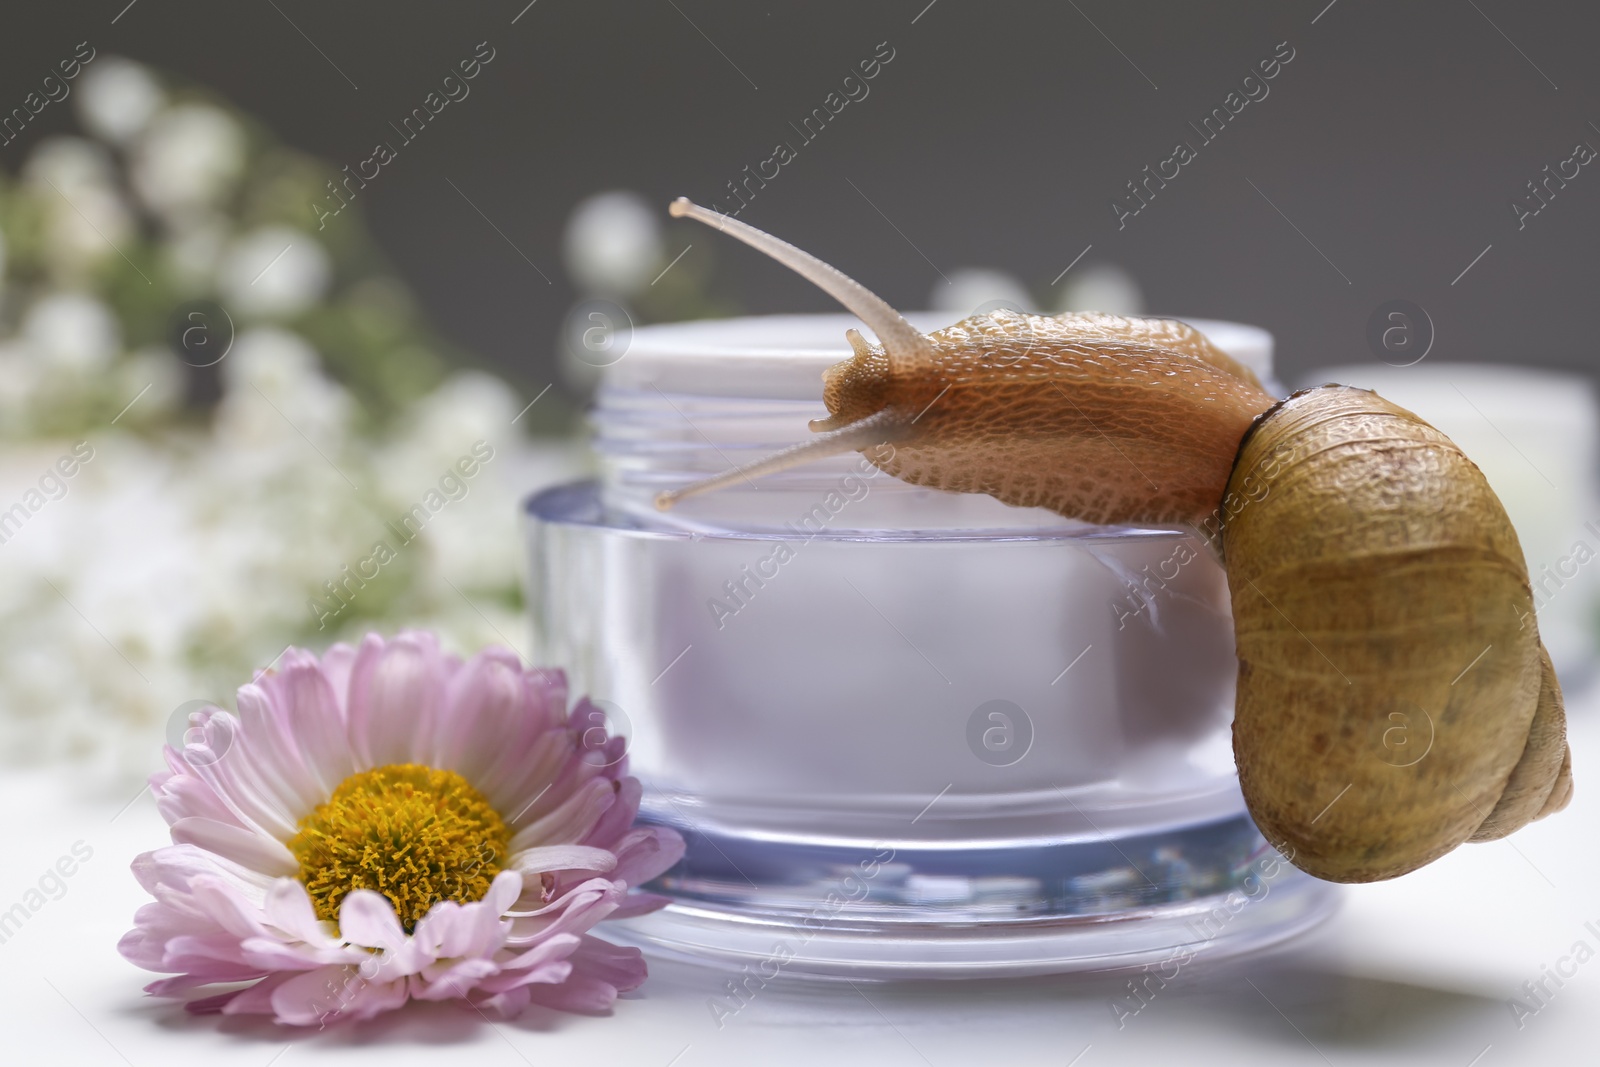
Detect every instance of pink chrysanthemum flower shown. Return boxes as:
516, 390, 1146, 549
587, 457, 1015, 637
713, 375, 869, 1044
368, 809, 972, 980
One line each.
120, 631, 683, 1025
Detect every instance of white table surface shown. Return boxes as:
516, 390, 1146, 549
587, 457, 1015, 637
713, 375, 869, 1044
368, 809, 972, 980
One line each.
4, 682, 1597, 1067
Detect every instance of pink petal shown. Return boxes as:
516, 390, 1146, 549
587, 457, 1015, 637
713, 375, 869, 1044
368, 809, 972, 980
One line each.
123, 901, 208, 959
167, 704, 236, 771
241, 884, 367, 971
145, 967, 265, 995
316, 642, 359, 711
508, 845, 616, 877
187, 875, 272, 941
609, 891, 673, 919
251, 652, 355, 801
162, 932, 260, 970
340, 634, 388, 768
504, 876, 620, 921
336, 890, 406, 952
180, 991, 236, 1017
180, 715, 299, 842
133, 844, 276, 899
239, 936, 359, 973
509, 778, 614, 852
214, 972, 295, 1016
485, 933, 584, 984
413, 958, 499, 1001
119, 928, 170, 972
609, 826, 686, 888
411, 871, 520, 962
339, 974, 413, 1023
520, 973, 620, 1014
503, 880, 625, 945
152, 767, 242, 829
268, 966, 406, 1026
474, 985, 533, 1018
233, 687, 321, 821
473, 686, 575, 809
580, 778, 642, 852
186, 988, 251, 1015
569, 697, 629, 775
262, 879, 336, 946
484, 730, 574, 830
521, 934, 648, 1014
566, 934, 650, 993
459, 870, 524, 954
432, 649, 535, 781
170, 818, 297, 878
347, 633, 446, 768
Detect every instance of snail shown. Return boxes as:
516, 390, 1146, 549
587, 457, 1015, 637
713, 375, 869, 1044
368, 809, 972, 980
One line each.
653, 197, 1573, 884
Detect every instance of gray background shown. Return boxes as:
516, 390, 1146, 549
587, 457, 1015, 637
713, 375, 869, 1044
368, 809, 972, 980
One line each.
3, 0, 1595, 398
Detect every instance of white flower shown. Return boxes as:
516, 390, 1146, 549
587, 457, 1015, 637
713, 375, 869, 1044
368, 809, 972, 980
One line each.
1057, 263, 1145, 316
563, 191, 663, 296
164, 213, 232, 289
23, 137, 135, 275
409, 372, 521, 454
76, 56, 166, 144
120, 345, 187, 419
23, 135, 118, 193
23, 293, 121, 372
0, 342, 39, 425
0, 71, 594, 792
220, 227, 332, 319
131, 104, 245, 217
931, 268, 1034, 315
216, 328, 351, 451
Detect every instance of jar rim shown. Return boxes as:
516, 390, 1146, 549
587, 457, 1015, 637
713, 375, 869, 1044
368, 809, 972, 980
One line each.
608, 311, 1275, 400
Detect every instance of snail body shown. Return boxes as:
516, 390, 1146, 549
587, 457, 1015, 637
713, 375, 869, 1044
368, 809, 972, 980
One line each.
657, 198, 1572, 883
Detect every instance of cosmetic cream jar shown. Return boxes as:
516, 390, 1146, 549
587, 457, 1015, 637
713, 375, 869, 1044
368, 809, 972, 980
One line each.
524, 312, 1334, 978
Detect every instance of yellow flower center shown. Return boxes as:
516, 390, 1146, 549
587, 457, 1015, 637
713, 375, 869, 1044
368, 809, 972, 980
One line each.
289, 763, 510, 933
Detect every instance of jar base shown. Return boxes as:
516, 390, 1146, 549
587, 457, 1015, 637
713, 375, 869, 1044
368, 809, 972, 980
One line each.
607, 812, 1339, 980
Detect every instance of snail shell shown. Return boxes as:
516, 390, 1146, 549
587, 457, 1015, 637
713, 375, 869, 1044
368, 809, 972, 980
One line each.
1227, 385, 1572, 881
657, 197, 1574, 883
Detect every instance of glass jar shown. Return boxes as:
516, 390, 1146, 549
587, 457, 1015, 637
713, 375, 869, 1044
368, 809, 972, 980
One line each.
524, 312, 1334, 978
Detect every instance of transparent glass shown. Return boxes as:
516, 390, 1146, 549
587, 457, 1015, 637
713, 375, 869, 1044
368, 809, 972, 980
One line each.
524, 313, 1334, 977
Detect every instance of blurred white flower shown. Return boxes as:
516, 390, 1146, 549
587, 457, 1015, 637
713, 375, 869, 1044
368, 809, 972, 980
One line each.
220, 326, 321, 397
931, 268, 1034, 315
164, 213, 231, 289
120, 345, 186, 418
47, 185, 137, 277
0, 66, 588, 793
23, 137, 135, 275
131, 104, 245, 216
219, 226, 331, 318
23, 293, 121, 372
563, 190, 663, 296
1057, 263, 1144, 316
76, 57, 166, 144
414, 371, 521, 447
216, 327, 350, 449
23, 136, 118, 193
0, 352, 581, 785
0, 342, 40, 425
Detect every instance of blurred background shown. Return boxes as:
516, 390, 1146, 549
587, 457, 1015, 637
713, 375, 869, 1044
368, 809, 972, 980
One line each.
7, 1, 1600, 392
2, 0, 1599, 783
